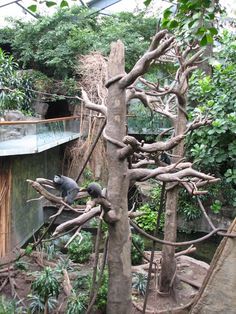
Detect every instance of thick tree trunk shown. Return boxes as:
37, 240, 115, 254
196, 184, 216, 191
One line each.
159, 98, 187, 293
106, 40, 132, 314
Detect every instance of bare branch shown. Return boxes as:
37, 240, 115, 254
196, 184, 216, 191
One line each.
53, 206, 102, 235
119, 32, 175, 88
81, 89, 107, 116
129, 161, 192, 182
132, 159, 155, 168
139, 134, 185, 153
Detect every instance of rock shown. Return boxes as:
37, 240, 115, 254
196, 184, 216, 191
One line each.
3, 110, 25, 121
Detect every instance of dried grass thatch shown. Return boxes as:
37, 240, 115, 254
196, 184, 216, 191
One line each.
64, 52, 108, 183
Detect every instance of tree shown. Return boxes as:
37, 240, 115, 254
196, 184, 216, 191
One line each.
80, 30, 218, 312
0, 48, 34, 114
28, 28, 230, 312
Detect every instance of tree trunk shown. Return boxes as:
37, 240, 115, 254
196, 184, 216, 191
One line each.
106, 40, 132, 314
159, 97, 187, 293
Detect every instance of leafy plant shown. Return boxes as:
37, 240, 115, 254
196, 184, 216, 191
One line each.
31, 267, 60, 300
41, 241, 59, 260
73, 273, 91, 291
210, 200, 222, 214
14, 260, 29, 271
0, 296, 26, 314
187, 32, 236, 200
67, 231, 93, 263
135, 185, 165, 232
160, 0, 221, 46
66, 291, 88, 314
96, 270, 109, 311
132, 273, 147, 296
178, 191, 202, 221
0, 48, 34, 114
131, 234, 145, 265
28, 294, 58, 314
135, 204, 157, 232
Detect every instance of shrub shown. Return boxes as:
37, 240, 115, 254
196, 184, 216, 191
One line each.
28, 295, 57, 314
31, 267, 60, 300
131, 234, 145, 265
132, 273, 147, 296
66, 292, 88, 314
67, 231, 93, 263
0, 296, 25, 314
96, 270, 108, 311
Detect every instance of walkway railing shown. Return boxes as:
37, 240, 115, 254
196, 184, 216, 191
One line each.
0, 116, 80, 156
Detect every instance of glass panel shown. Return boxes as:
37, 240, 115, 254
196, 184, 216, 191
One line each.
0, 118, 80, 156
36, 119, 80, 151
0, 123, 37, 155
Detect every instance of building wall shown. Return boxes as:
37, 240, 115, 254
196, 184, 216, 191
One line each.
8, 145, 65, 250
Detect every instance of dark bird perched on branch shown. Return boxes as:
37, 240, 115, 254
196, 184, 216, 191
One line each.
80, 182, 105, 199
53, 174, 80, 205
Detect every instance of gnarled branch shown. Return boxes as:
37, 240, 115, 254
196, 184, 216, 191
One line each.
80, 89, 107, 116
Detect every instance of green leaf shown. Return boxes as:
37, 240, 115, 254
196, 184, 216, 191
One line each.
169, 19, 179, 29
206, 33, 213, 44
46, 1, 57, 7
200, 34, 207, 46
163, 8, 172, 19
27, 4, 37, 12
60, 0, 69, 8
209, 27, 218, 36
144, 0, 152, 6
196, 26, 206, 36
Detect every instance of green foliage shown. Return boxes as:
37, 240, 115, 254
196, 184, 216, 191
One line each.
210, 200, 222, 214
160, 0, 221, 45
0, 296, 25, 314
66, 292, 88, 314
27, 0, 71, 13
132, 273, 147, 296
0, 8, 156, 79
73, 273, 90, 291
135, 185, 165, 232
128, 102, 170, 135
131, 234, 145, 265
0, 48, 34, 114
178, 196, 202, 222
188, 32, 236, 191
67, 231, 93, 263
92, 12, 157, 71
25, 243, 33, 255
135, 203, 158, 232
41, 241, 59, 260
31, 267, 60, 300
96, 270, 108, 311
28, 294, 58, 314
72, 270, 108, 312
14, 260, 29, 271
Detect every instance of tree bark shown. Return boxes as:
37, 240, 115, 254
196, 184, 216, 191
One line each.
159, 96, 187, 293
106, 40, 132, 314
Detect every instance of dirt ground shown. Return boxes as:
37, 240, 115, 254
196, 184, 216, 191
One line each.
0, 251, 209, 313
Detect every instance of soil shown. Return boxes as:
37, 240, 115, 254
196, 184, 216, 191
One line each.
0, 251, 209, 313
131, 252, 209, 314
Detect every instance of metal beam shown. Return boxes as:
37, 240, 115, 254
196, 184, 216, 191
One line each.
87, 0, 121, 11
